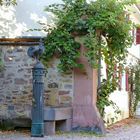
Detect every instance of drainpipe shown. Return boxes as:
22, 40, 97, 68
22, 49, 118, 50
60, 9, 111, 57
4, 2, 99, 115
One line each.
96, 29, 102, 90
98, 53, 101, 89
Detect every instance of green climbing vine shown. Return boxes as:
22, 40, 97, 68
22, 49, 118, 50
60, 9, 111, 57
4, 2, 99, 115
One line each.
129, 61, 140, 117
42, 0, 136, 116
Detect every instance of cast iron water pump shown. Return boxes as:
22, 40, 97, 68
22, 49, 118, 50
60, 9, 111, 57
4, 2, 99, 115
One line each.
27, 39, 46, 137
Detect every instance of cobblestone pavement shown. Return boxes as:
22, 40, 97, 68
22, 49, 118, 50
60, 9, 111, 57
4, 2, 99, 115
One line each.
0, 119, 140, 140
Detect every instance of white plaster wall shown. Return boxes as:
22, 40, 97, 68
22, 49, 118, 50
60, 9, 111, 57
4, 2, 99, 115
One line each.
126, 53, 139, 66
0, 0, 62, 37
101, 60, 129, 125
102, 51, 139, 125
129, 8, 140, 25
135, 102, 140, 117
128, 44, 140, 60
102, 53, 139, 125
103, 5, 140, 125
128, 5, 140, 59
104, 91, 129, 125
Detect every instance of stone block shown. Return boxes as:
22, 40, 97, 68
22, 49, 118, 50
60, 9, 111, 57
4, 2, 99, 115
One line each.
44, 107, 72, 136
14, 78, 27, 85
48, 82, 59, 89
44, 107, 72, 121
46, 92, 59, 106
56, 119, 72, 132
59, 91, 69, 95
64, 84, 72, 90
44, 121, 55, 135
8, 105, 14, 110
12, 118, 31, 127
59, 96, 72, 105
0, 72, 4, 78
7, 73, 14, 78
16, 47, 24, 52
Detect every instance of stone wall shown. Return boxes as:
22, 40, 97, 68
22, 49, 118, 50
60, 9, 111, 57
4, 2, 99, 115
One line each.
0, 45, 73, 119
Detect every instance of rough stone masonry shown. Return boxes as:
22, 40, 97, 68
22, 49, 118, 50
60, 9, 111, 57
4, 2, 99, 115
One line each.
0, 45, 73, 119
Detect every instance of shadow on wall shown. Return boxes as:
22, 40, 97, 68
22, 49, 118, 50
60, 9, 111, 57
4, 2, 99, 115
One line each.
0, 6, 27, 37
0, 0, 62, 37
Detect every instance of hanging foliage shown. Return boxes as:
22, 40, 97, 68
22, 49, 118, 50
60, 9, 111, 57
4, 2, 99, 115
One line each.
42, 0, 135, 116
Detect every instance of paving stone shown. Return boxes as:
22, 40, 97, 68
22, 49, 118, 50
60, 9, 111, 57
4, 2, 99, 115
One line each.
0, 119, 140, 140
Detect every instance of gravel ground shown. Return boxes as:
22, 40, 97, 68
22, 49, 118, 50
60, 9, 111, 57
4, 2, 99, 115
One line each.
0, 118, 140, 140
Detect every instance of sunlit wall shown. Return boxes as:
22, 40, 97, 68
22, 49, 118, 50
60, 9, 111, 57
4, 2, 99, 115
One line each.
0, 0, 62, 37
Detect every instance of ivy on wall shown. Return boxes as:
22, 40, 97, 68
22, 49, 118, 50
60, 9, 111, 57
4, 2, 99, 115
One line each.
41, 0, 135, 116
